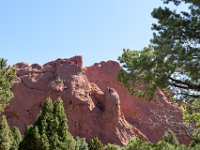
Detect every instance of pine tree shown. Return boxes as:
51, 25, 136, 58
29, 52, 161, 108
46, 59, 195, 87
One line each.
164, 130, 179, 146
154, 140, 176, 150
88, 137, 103, 150
49, 97, 75, 150
190, 129, 200, 147
10, 127, 22, 150
117, 0, 200, 101
0, 115, 22, 150
0, 58, 16, 113
0, 115, 11, 150
19, 97, 75, 150
125, 137, 153, 150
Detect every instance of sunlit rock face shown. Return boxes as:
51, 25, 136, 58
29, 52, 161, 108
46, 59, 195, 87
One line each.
4, 56, 190, 145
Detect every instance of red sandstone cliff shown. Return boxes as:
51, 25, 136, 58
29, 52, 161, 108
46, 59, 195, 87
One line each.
3, 56, 190, 145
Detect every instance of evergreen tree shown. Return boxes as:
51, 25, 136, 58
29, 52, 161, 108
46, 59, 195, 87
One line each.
19, 97, 75, 150
190, 143, 200, 150
10, 127, 22, 150
125, 137, 153, 150
50, 97, 75, 150
0, 115, 11, 150
88, 137, 103, 150
164, 130, 179, 146
117, 0, 200, 101
75, 137, 88, 150
184, 99, 200, 128
190, 129, 200, 147
0, 115, 22, 150
0, 58, 16, 113
183, 99, 200, 147
154, 141, 177, 150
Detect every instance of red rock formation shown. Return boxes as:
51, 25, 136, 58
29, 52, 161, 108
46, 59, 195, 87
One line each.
4, 56, 190, 145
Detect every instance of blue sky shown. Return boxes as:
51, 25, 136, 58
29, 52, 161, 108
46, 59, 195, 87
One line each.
0, 0, 175, 66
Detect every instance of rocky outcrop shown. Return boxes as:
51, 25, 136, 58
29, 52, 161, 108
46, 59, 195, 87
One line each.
4, 56, 190, 145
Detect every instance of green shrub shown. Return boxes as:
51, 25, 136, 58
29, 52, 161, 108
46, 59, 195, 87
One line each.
125, 137, 153, 150
88, 137, 103, 150
75, 137, 88, 150
164, 130, 179, 146
104, 143, 121, 150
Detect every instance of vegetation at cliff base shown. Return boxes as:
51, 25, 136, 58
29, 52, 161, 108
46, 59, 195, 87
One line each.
0, 115, 22, 150
19, 97, 76, 150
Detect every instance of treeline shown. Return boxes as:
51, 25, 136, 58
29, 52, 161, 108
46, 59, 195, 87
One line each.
0, 97, 200, 150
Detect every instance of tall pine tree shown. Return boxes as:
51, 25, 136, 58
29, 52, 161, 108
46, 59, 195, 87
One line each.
0, 115, 11, 150
10, 127, 22, 150
19, 97, 75, 150
88, 138, 103, 150
0, 115, 22, 150
0, 58, 16, 113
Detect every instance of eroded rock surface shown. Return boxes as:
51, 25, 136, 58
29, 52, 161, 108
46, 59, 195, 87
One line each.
4, 56, 190, 145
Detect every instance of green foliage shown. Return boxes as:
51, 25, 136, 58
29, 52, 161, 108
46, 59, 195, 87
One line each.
0, 115, 11, 150
184, 99, 200, 127
0, 58, 16, 113
190, 129, 200, 146
0, 115, 22, 150
154, 141, 180, 150
164, 130, 179, 146
123, 136, 188, 150
88, 137, 103, 150
117, 48, 160, 101
190, 143, 200, 150
0, 60, 17, 148
117, 3, 200, 149
125, 137, 153, 150
75, 137, 88, 150
118, 0, 200, 101
10, 127, 22, 150
104, 144, 121, 150
151, 0, 200, 93
183, 98, 200, 146
19, 97, 75, 150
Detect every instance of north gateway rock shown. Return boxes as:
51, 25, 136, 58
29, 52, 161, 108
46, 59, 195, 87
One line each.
4, 56, 190, 145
